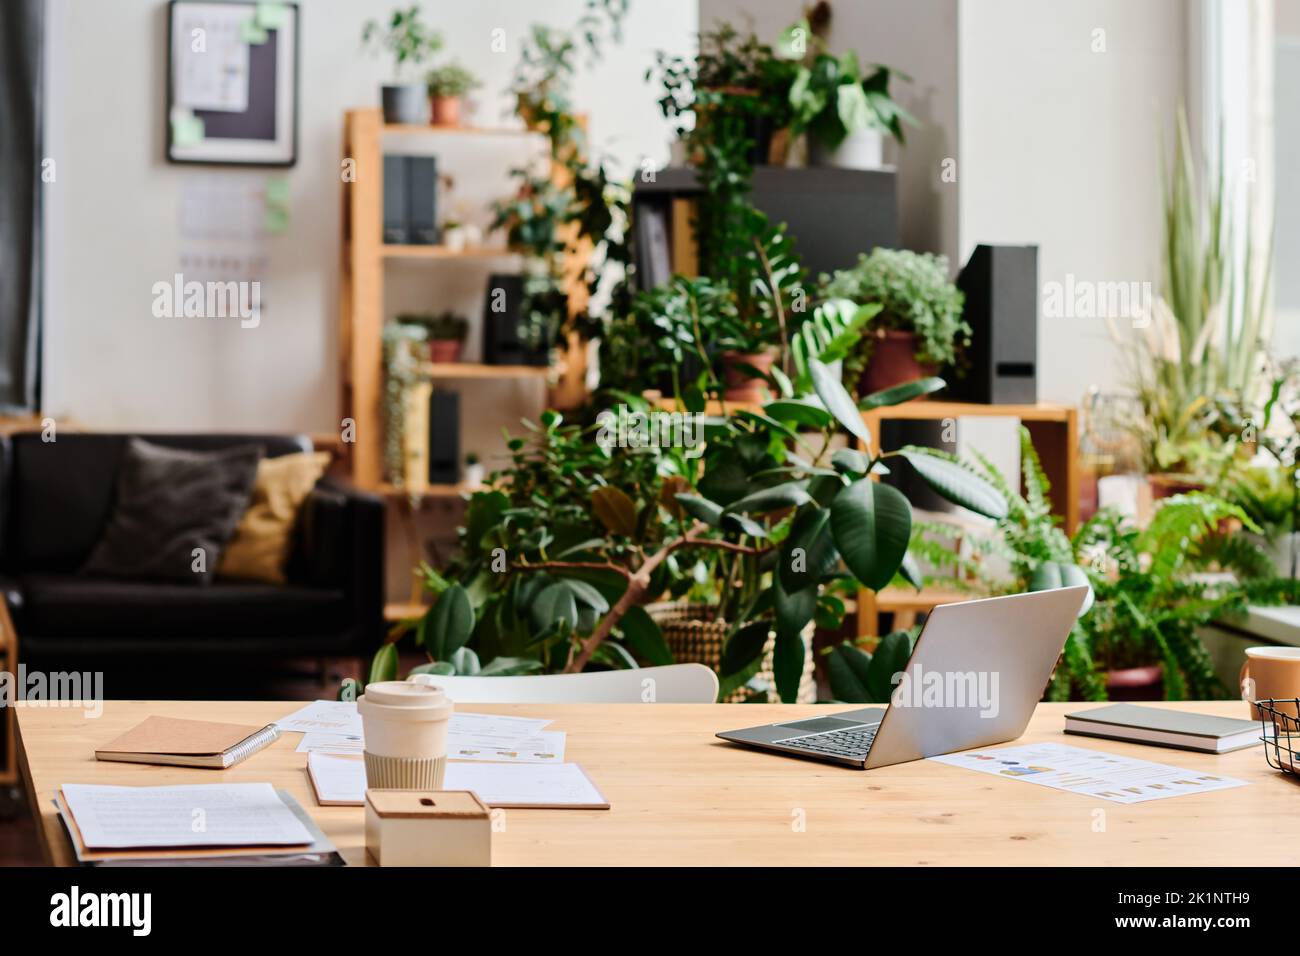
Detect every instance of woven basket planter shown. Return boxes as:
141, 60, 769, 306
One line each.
646, 601, 817, 703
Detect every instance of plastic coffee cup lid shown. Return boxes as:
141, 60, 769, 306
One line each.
360, 680, 453, 717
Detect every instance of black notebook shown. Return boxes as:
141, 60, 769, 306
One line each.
1064, 704, 1261, 754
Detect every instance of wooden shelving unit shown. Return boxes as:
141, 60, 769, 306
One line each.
340, 108, 586, 491
857, 400, 1079, 638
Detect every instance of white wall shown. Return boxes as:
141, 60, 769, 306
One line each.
958, 0, 1188, 406
42, 0, 696, 435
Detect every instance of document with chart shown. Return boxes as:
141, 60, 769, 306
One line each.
929, 742, 1249, 803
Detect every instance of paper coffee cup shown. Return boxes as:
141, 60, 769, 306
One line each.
358, 680, 454, 789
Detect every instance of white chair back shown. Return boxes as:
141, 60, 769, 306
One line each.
408, 663, 718, 704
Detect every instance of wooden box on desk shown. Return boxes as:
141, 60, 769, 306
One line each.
365, 790, 492, 867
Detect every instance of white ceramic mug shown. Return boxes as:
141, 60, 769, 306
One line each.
357, 679, 454, 789
1240, 646, 1300, 722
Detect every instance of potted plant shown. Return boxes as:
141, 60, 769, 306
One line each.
463, 452, 485, 488
362, 5, 443, 125
425, 312, 468, 363
426, 61, 480, 127
342, 363, 1009, 703
821, 248, 969, 395
782, 13, 915, 169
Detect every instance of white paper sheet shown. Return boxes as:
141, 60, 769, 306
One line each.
448, 713, 552, 738
447, 730, 566, 764
929, 742, 1249, 804
444, 763, 608, 808
303, 757, 606, 808
275, 700, 362, 736
296, 731, 364, 755
61, 783, 313, 849
306, 753, 366, 804
172, 3, 250, 112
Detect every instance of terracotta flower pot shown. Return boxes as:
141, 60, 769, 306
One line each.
720, 350, 777, 403
1105, 663, 1164, 701
1146, 473, 1204, 500
428, 339, 462, 364
430, 95, 461, 127
858, 329, 936, 396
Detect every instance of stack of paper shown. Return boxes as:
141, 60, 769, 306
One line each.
55, 783, 341, 866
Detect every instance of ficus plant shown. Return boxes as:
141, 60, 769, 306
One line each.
342, 360, 1013, 704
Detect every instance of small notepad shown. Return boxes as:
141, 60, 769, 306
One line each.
96, 716, 280, 769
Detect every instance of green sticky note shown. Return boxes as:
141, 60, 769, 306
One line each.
256, 2, 289, 29
171, 113, 205, 146
264, 205, 290, 234
265, 178, 290, 204
241, 17, 268, 44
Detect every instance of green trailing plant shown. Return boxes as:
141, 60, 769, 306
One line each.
491, 0, 633, 351
381, 322, 427, 485
425, 61, 480, 98
820, 248, 969, 379
361, 5, 443, 80
345, 362, 1009, 702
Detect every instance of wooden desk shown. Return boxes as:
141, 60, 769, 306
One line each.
16, 700, 1293, 866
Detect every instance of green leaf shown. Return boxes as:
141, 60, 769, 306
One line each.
865, 629, 913, 701
675, 493, 723, 527
425, 583, 475, 660
410, 660, 456, 676
836, 82, 872, 133
810, 359, 872, 447
831, 448, 871, 476
826, 642, 873, 702
560, 578, 610, 614
774, 576, 817, 644
721, 512, 769, 538
764, 397, 833, 429
531, 582, 579, 634
774, 628, 806, 703
619, 605, 673, 666
858, 377, 946, 411
779, 507, 837, 592
369, 643, 398, 684
898, 448, 1009, 519
721, 620, 770, 676
478, 656, 545, 676
592, 485, 638, 537
829, 478, 912, 590
898, 552, 923, 591
723, 481, 811, 516
449, 646, 481, 675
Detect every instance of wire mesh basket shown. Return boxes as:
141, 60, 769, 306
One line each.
1257, 699, 1300, 774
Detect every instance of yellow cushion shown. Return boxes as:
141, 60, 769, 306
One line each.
217, 452, 330, 585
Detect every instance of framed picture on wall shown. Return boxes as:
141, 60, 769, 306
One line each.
166, 0, 299, 166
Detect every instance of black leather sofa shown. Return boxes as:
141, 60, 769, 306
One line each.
0, 433, 384, 680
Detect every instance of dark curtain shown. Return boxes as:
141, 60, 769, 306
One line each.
0, 0, 43, 413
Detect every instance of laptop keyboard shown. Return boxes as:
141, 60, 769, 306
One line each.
776, 725, 879, 760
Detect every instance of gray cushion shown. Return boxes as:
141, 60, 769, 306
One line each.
81, 439, 262, 584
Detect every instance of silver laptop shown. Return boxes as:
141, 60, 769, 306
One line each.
717, 586, 1089, 770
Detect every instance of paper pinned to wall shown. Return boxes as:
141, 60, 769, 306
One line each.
172, 3, 250, 112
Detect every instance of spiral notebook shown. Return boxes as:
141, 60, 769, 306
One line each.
95, 716, 281, 769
